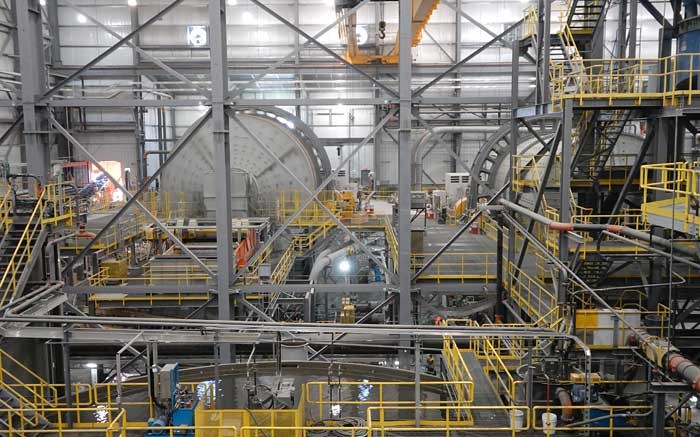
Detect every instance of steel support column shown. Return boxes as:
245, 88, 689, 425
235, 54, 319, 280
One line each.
17, 0, 49, 182
558, 100, 573, 303
508, 40, 520, 273
209, 0, 234, 367
398, 0, 412, 325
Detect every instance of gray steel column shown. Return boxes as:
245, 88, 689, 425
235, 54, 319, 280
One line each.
652, 392, 665, 437
209, 0, 234, 365
398, 0, 412, 325
616, 0, 628, 58
47, 0, 61, 65
451, 0, 462, 174
558, 99, 572, 303
541, 0, 551, 105
628, 0, 638, 58
508, 41, 520, 270
17, 0, 49, 182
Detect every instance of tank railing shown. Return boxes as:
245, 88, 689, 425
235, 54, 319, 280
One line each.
0, 385, 687, 436
305, 380, 474, 424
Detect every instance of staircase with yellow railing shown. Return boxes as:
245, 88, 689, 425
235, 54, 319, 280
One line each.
0, 183, 75, 309
0, 191, 49, 309
0, 348, 56, 430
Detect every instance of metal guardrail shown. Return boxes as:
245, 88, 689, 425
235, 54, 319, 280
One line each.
640, 161, 700, 234
551, 54, 700, 108
411, 252, 497, 283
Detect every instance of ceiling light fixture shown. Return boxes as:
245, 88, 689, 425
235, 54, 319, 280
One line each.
77, 13, 87, 24
127, 0, 138, 6
242, 10, 254, 23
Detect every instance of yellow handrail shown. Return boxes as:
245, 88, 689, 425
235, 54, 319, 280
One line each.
0, 187, 11, 235
0, 189, 46, 307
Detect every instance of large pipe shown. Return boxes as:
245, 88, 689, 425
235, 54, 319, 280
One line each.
499, 198, 700, 259
668, 353, 700, 392
309, 246, 355, 283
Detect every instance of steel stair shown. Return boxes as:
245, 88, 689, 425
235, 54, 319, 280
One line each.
0, 216, 49, 306
571, 109, 633, 181
573, 252, 613, 287
566, 0, 607, 36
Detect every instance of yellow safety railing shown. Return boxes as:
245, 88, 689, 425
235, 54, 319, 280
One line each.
270, 244, 296, 285
0, 187, 12, 235
441, 334, 475, 406
305, 380, 474, 424
93, 381, 216, 423
639, 161, 700, 235
366, 405, 529, 435
507, 262, 562, 330
0, 348, 59, 410
292, 221, 333, 253
411, 252, 496, 283
63, 214, 148, 253
278, 191, 344, 226
513, 153, 639, 192
384, 216, 399, 273
42, 183, 75, 227
474, 334, 517, 405
551, 54, 700, 109
522, 6, 537, 39
0, 189, 46, 308
1, 383, 687, 437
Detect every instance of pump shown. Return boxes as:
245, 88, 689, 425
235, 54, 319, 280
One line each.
147, 363, 198, 437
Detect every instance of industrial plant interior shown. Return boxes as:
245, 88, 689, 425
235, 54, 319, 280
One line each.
8, 0, 700, 436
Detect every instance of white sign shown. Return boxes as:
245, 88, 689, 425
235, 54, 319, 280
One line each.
187, 26, 208, 47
